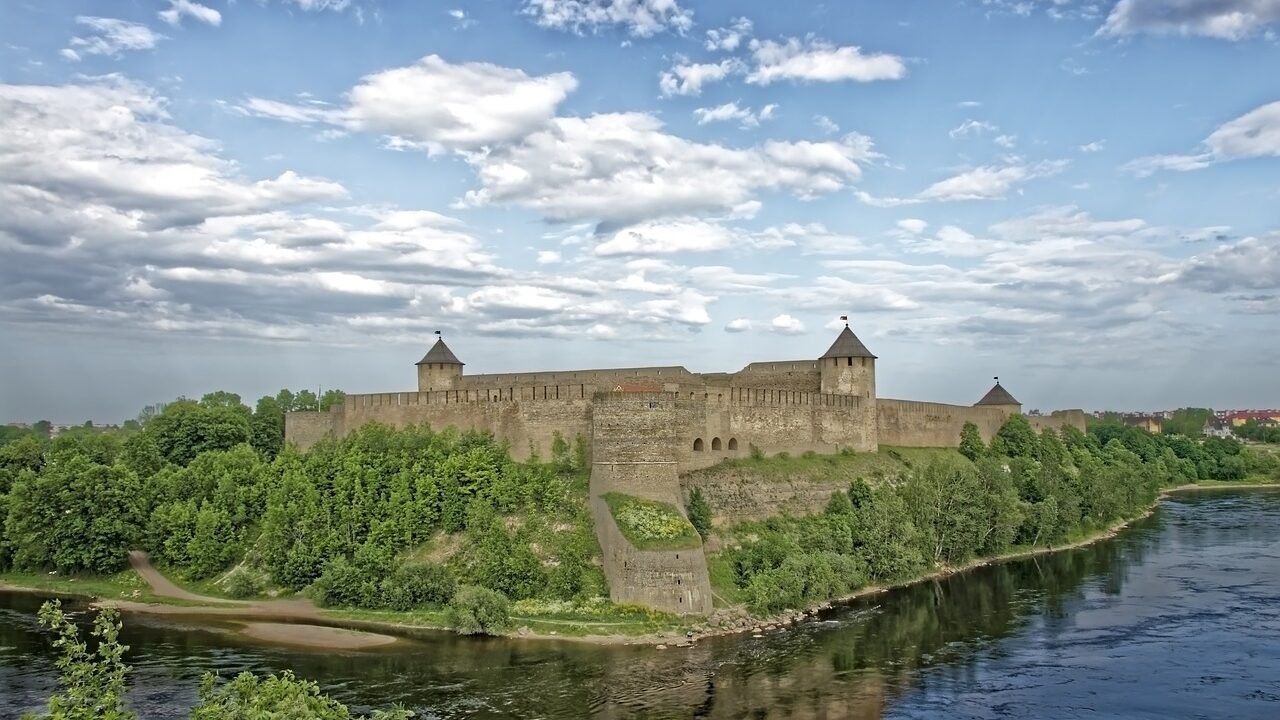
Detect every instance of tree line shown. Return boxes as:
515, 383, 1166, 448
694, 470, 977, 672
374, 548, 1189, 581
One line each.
716, 416, 1255, 615
0, 390, 598, 636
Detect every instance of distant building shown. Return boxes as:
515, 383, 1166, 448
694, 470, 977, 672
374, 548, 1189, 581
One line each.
1225, 410, 1280, 427
1123, 414, 1163, 434
1204, 419, 1235, 439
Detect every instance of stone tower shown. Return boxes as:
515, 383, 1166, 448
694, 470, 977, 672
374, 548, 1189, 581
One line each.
975, 378, 1021, 414
415, 337, 464, 391
819, 323, 877, 399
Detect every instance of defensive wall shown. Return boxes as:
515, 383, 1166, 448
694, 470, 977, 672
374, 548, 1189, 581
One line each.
283, 329, 1087, 616
590, 391, 712, 614
287, 383, 878, 472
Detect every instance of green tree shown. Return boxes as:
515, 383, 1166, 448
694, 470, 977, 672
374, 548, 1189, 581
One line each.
23, 601, 134, 720
446, 585, 511, 635
686, 487, 713, 539
8, 457, 143, 573
958, 422, 985, 461
145, 400, 251, 466
319, 389, 346, 411
991, 415, 1039, 459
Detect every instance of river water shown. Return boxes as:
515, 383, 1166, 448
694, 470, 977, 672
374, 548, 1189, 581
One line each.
2, 489, 1278, 719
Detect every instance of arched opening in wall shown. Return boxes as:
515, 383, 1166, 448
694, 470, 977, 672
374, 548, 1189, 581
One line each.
712, 437, 722, 451
728, 438, 738, 451
693, 438, 704, 452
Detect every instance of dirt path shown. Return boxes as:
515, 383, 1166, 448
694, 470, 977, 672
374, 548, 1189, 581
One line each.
127, 551, 319, 618
128, 551, 241, 604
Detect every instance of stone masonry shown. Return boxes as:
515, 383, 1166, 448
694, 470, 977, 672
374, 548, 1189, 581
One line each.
284, 324, 1086, 615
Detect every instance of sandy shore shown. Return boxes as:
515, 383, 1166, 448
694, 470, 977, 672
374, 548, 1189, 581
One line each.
239, 622, 398, 650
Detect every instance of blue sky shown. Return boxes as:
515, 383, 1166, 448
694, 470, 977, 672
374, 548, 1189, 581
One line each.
1, 0, 1278, 423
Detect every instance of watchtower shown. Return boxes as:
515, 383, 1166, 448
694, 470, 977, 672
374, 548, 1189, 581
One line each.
819, 322, 877, 399
415, 337, 464, 392
974, 378, 1021, 414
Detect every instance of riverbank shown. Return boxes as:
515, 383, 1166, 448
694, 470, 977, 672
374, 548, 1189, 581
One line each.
3, 482, 1275, 649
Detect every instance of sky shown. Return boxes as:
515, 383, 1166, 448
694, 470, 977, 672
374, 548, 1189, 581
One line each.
1, 0, 1278, 424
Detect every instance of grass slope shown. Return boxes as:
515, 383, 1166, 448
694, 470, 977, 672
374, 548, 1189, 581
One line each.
603, 493, 702, 551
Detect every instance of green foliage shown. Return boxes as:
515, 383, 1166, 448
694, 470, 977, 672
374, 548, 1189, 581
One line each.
749, 444, 764, 461
1160, 407, 1214, 437
7, 456, 143, 573
446, 585, 511, 635
686, 487, 713, 539
604, 493, 702, 550
991, 415, 1039, 459
1235, 420, 1280, 444
223, 566, 268, 599
145, 400, 251, 466
23, 601, 134, 720
958, 422, 985, 462
192, 671, 409, 720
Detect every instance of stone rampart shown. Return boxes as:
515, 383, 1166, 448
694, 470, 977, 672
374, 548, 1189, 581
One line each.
876, 398, 1012, 447
729, 360, 823, 392
284, 410, 339, 448
589, 392, 713, 615
1027, 409, 1088, 434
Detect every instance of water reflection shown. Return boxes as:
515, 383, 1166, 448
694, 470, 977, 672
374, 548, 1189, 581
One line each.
1, 490, 1276, 719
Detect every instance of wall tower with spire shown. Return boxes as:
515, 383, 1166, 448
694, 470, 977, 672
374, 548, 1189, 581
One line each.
819, 320, 877, 399
415, 336, 464, 392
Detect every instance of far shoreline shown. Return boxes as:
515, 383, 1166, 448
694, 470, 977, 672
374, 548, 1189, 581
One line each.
1, 482, 1275, 650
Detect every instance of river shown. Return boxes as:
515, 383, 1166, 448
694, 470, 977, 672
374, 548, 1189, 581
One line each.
2, 489, 1278, 719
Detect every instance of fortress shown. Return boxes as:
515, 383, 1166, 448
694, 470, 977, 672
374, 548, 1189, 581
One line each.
286, 323, 1085, 615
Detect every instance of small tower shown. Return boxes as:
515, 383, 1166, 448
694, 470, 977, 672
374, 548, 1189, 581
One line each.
975, 377, 1021, 414
415, 335, 464, 392
820, 320, 877, 398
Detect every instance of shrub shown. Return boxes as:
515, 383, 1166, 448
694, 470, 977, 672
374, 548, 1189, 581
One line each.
749, 444, 765, 461
26, 600, 134, 720
382, 563, 456, 610
446, 585, 511, 636
193, 670, 410, 719
223, 566, 268, 599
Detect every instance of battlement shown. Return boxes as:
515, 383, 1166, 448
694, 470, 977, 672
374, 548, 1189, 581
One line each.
340, 385, 863, 410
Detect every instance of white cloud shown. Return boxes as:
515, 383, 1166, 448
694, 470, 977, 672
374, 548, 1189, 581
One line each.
63, 17, 164, 61
595, 218, 738, 256
1100, 0, 1280, 40
705, 17, 752, 51
536, 250, 562, 264
950, 119, 997, 138
1126, 100, 1280, 175
994, 134, 1018, 149
159, 0, 222, 27
658, 58, 743, 97
814, 115, 840, 135
693, 101, 775, 128
746, 36, 907, 85
523, 0, 694, 37
242, 55, 578, 154
859, 160, 1069, 205
897, 218, 928, 234
724, 317, 753, 332
462, 113, 877, 226
448, 9, 477, 29
919, 160, 1070, 201
1079, 140, 1106, 153
770, 313, 805, 335
284, 0, 353, 11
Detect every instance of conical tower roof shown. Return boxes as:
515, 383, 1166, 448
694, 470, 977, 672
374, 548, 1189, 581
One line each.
976, 381, 1019, 406
415, 337, 464, 366
820, 325, 876, 359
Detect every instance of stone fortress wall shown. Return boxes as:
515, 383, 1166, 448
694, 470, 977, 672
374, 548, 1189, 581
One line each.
284, 327, 1086, 615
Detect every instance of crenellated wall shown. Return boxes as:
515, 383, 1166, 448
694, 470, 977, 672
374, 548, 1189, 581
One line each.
1027, 409, 1089, 435
875, 398, 1013, 447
